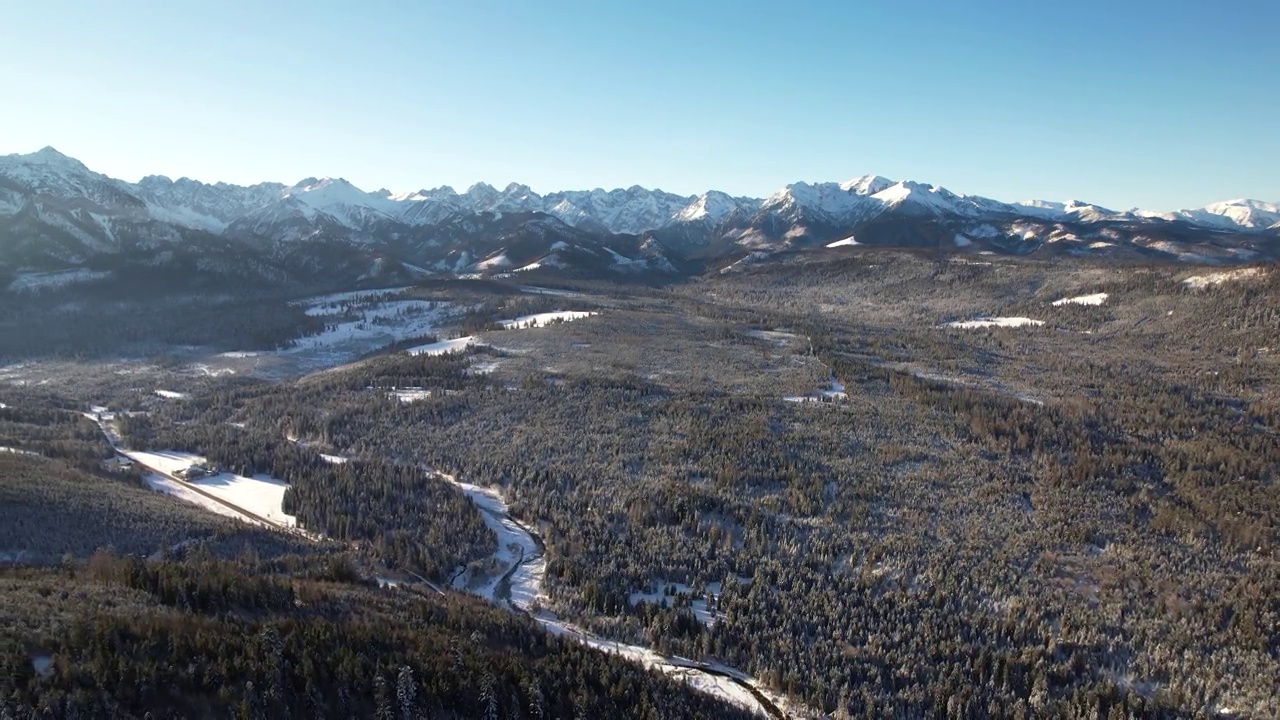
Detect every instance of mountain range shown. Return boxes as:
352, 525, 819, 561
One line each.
2, 146, 1276, 292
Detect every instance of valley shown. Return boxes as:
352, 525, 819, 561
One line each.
3, 249, 1276, 717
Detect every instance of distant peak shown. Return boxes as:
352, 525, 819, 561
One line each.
8, 145, 87, 170
840, 175, 894, 195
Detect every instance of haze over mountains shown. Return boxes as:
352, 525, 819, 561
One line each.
2, 146, 1276, 291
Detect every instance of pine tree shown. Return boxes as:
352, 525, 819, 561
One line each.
397, 666, 418, 720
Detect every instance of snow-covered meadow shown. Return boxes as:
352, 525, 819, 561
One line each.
498, 310, 597, 329
126, 449, 297, 528
1052, 292, 1108, 307
946, 316, 1044, 329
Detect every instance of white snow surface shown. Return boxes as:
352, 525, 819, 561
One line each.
1052, 292, 1109, 306
825, 236, 859, 248
143, 473, 267, 526
406, 336, 477, 356
388, 388, 435, 402
124, 450, 296, 527
498, 311, 596, 329
947, 317, 1045, 329
154, 389, 187, 399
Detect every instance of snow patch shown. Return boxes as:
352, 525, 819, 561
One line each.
825, 236, 858, 248
1052, 292, 1108, 307
144, 473, 267, 526
946, 317, 1044, 329
406, 336, 477, 356
154, 389, 187, 399
498, 311, 596, 329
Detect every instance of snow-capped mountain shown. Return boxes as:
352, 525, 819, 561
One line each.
134, 175, 284, 232
1136, 199, 1280, 231
1, 146, 1276, 286
1014, 199, 1125, 223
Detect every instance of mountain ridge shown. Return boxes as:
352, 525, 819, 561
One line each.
2, 147, 1276, 290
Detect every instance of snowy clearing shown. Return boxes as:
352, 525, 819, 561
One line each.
1182, 267, 1265, 289
825, 236, 858, 248
207, 289, 459, 376
1052, 292, 1108, 307
498, 311, 597, 329
406, 336, 477, 356
388, 388, 435, 402
143, 473, 268, 527
123, 449, 296, 527
192, 472, 297, 527
154, 389, 187, 399
946, 317, 1044, 329
628, 579, 732, 627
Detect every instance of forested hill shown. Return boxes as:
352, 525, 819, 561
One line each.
2, 555, 754, 719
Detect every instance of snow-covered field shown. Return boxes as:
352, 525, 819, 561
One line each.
946, 316, 1044, 329
1052, 292, 1108, 306
143, 473, 268, 526
406, 336, 477, 356
498, 311, 597, 329
387, 387, 435, 402
406, 311, 597, 357
194, 289, 456, 376
125, 449, 297, 527
154, 389, 187, 399
1182, 267, 1265, 289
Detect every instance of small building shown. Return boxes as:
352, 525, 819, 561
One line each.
176, 465, 208, 480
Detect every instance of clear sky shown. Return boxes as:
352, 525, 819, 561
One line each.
2, 0, 1276, 210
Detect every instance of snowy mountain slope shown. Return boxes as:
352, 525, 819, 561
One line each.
1142, 199, 1280, 230
134, 175, 284, 233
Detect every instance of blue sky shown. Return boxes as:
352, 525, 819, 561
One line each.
2, 0, 1276, 210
